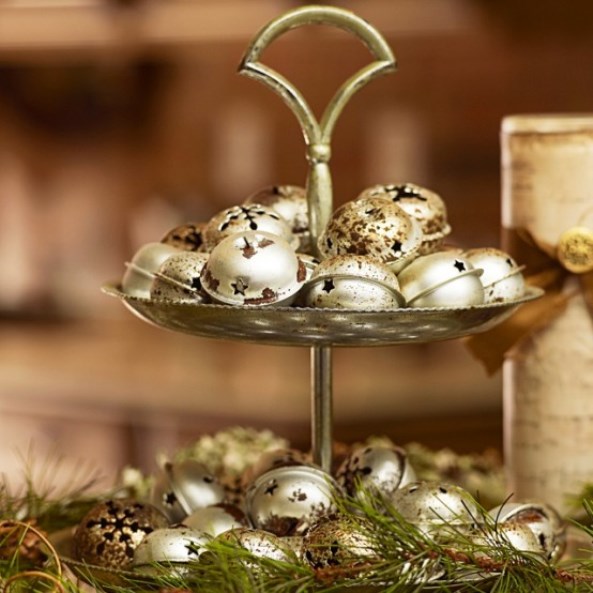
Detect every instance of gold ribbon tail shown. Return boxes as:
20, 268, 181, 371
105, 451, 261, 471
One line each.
465, 288, 570, 375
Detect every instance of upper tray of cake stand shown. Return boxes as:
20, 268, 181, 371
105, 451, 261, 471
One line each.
103, 5, 542, 346
102, 284, 542, 347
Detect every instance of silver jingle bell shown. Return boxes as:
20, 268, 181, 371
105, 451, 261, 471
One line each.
302, 514, 378, 570
301, 275, 405, 309
150, 460, 225, 523
336, 444, 416, 501
184, 504, 246, 537
133, 526, 210, 576
215, 527, 294, 563
472, 521, 547, 561
301, 254, 405, 309
121, 242, 180, 298
245, 465, 339, 536
150, 252, 209, 303
73, 499, 169, 570
464, 247, 525, 303
161, 222, 207, 252
303, 515, 443, 584
359, 182, 451, 255
200, 231, 307, 306
318, 197, 423, 272
397, 251, 485, 308
203, 203, 297, 251
243, 185, 310, 252
241, 448, 311, 491
488, 501, 566, 562
390, 481, 481, 537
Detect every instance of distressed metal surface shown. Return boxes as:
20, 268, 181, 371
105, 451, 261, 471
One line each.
102, 283, 543, 347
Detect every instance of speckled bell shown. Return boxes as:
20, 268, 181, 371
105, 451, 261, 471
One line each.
215, 527, 294, 563
336, 444, 416, 501
359, 183, 451, 255
161, 222, 207, 252
184, 503, 246, 537
318, 197, 423, 272
397, 251, 485, 307
150, 460, 225, 523
464, 247, 525, 303
488, 501, 566, 562
300, 254, 405, 309
472, 521, 546, 560
390, 481, 481, 537
244, 185, 310, 252
241, 448, 311, 490
302, 514, 378, 570
73, 499, 169, 569
121, 242, 180, 298
203, 204, 297, 251
150, 252, 209, 303
245, 465, 339, 536
201, 231, 307, 306
133, 526, 210, 576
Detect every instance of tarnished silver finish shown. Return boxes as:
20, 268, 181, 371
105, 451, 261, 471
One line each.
390, 481, 480, 536
302, 515, 378, 569
302, 514, 443, 582
398, 252, 485, 308
73, 499, 169, 570
336, 444, 416, 500
150, 252, 209, 303
360, 182, 451, 255
301, 274, 405, 309
488, 501, 566, 562
312, 254, 402, 289
244, 185, 310, 252
183, 504, 245, 538
161, 222, 207, 252
203, 204, 297, 251
200, 231, 307, 307
473, 521, 546, 559
133, 526, 209, 575
301, 254, 404, 310
464, 247, 526, 303
121, 242, 180, 298
239, 5, 396, 254
151, 460, 225, 523
318, 197, 423, 272
103, 283, 543, 347
241, 448, 310, 489
216, 527, 293, 562
245, 465, 338, 536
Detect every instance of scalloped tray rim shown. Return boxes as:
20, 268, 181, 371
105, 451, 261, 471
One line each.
102, 283, 543, 314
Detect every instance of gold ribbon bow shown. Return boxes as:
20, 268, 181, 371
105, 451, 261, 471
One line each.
465, 226, 593, 374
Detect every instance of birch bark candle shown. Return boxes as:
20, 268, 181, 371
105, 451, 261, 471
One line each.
501, 115, 593, 513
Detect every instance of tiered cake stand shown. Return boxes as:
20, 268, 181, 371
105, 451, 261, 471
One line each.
103, 5, 542, 475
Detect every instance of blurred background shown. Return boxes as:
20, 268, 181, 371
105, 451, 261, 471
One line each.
1, 0, 593, 488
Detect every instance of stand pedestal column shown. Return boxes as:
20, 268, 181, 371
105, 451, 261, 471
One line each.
311, 345, 333, 473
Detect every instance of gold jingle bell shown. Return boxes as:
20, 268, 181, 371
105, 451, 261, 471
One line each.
557, 226, 593, 274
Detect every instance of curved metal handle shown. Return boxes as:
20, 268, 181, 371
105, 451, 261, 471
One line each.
239, 5, 397, 255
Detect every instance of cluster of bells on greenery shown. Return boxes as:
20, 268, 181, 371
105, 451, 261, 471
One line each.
73, 442, 566, 583
121, 182, 525, 310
